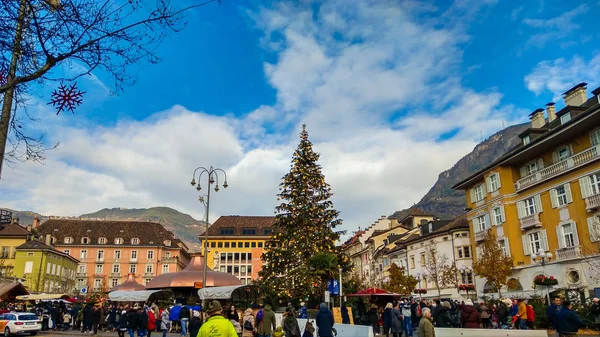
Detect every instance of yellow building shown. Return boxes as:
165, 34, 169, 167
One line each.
0, 217, 33, 279
202, 216, 275, 285
454, 82, 600, 298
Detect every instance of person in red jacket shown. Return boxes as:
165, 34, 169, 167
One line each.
525, 301, 535, 329
147, 308, 157, 337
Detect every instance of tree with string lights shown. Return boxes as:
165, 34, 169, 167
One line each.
258, 124, 349, 303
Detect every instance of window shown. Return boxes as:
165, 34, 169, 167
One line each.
522, 135, 530, 146
112, 264, 120, 273
242, 228, 257, 235
231, 242, 236, 248
144, 279, 151, 286
487, 173, 501, 192
162, 264, 169, 274
470, 184, 486, 203
217, 242, 223, 248
130, 264, 137, 273
580, 173, 600, 198
114, 250, 121, 260
498, 238, 510, 256
64, 249, 70, 255
517, 195, 542, 218
98, 237, 107, 244
0, 247, 8, 259
64, 237, 74, 244
146, 265, 153, 274
97, 250, 104, 260
551, 184, 572, 208
491, 206, 506, 226
77, 264, 86, 273
557, 222, 579, 249
251, 242, 256, 248
80, 250, 88, 259
164, 240, 171, 246
553, 145, 572, 163
165, 252, 171, 258
224, 242, 230, 248
457, 246, 471, 259
131, 238, 139, 245
588, 217, 600, 242
591, 129, 600, 146
147, 251, 154, 260
24, 261, 33, 274
474, 214, 490, 232
383, 258, 389, 267
264, 228, 272, 235
258, 242, 263, 248
131, 251, 138, 260
420, 253, 425, 266
94, 279, 101, 290
114, 238, 123, 245
81, 237, 90, 244
560, 112, 571, 124
244, 242, 250, 248
461, 272, 474, 284
111, 279, 119, 287
76, 278, 85, 289
210, 242, 216, 248
220, 228, 234, 235
522, 230, 548, 255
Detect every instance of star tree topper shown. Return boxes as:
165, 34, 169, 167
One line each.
48, 82, 85, 115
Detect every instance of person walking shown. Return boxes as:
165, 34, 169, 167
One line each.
460, 300, 480, 328
283, 308, 301, 337
315, 303, 334, 337
556, 301, 586, 337
198, 301, 237, 337
526, 300, 535, 330
547, 296, 562, 337
147, 308, 157, 337
118, 310, 129, 337
242, 308, 255, 337
479, 302, 490, 328
160, 309, 170, 337
516, 299, 527, 330
92, 305, 102, 335
390, 302, 403, 337
179, 305, 191, 337
417, 308, 435, 337
401, 301, 412, 337
340, 302, 350, 325
298, 303, 308, 319
137, 307, 149, 337
434, 301, 454, 328
188, 311, 202, 337
368, 304, 379, 336
257, 304, 276, 337
383, 303, 394, 337
127, 308, 139, 337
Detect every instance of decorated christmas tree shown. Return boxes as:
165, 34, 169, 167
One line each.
259, 125, 349, 302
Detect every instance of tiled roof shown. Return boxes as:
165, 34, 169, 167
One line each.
401, 217, 469, 246
342, 230, 364, 246
0, 223, 29, 237
407, 208, 427, 216
16, 240, 80, 263
207, 216, 276, 236
37, 219, 183, 248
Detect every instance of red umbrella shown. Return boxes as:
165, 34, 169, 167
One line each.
346, 288, 400, 297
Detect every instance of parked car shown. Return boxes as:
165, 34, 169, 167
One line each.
0, 313, 41, 336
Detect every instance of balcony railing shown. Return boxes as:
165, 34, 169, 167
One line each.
0, 210, 12, 225
143, 272, 154, 277
110, 272, 121, 277
96, 258, 104, 263
520, 214, 542, 230
585, 193, 600, 211
474, 230, 487, 242
161, 257, 178, 263
76, 272, 87, 277
555, 246, 582, 260
516, 145, 600, 191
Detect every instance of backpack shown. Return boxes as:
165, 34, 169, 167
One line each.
304, 320, 315, 333
256, 309, 264, 323
244, 320, 253, 331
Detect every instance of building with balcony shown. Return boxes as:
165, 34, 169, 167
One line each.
202, 216, 275, 284
454, 82, 600, 299
36, 219, 191, 293
0, 218, 34, 279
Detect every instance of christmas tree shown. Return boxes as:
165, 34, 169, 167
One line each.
259, 125, 349, 302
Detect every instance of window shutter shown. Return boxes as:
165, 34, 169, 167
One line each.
534, 194, 543, 213
537, 158, 545, 169
470, 188, 476, 203
504, 238, 511, 257
550, 189, 558, 208
490, 209, 497, 226
495, 173, 501, 189
579, 177, 592, 198
499, 205, 506, 223
520, 166, 528, 178
564, 183, 573, 203
552, 151, 559, 163
522, 235, 530, 255
486, 176, 492, 193
588, 217, 600, 242
556, 225, 565, 249
540, 229, 549, 251
481, 182, 487, 196
571, 222, 580, 246
517, 201, 526, 219
568, 144, 574, 157
484, 214, 491, 229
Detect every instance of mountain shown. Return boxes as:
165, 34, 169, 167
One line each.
3, 207, 206, 251
391, 122, 529, 220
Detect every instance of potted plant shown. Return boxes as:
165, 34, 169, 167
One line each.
466, 284, 476, 291
533, 275, 558, 286
412, 288, 427, 294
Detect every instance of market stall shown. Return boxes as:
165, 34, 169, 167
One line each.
108, 290, 172, 303
197, 285, 259, 301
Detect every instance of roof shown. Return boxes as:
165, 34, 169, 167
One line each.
16, 240, 80, 263
37, 219, 185, 248
207, 215, 276, 236
342, 230, 364, 246
0, 282, 28, 300
0, 223, 29, 237
393, 216, 469, 247
453, 99, 600, 190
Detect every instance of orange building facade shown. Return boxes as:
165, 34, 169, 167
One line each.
37, 219, 191, 293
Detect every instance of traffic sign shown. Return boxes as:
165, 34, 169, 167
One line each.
81, 288, 87, 294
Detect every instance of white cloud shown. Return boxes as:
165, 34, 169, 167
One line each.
522, 4, 590, 49
524, 54, 600, 100
1, 0, 521, 241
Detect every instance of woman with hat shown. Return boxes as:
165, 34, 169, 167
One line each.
198, 301, 237, 337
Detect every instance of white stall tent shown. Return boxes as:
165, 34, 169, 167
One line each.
108, 290, 171, 302
197, 285, 258, 301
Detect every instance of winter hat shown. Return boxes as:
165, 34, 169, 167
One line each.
121, 310, 127, 315
300, 302, 305, 306
193, 310, 200, 317
465, 299, 474, 306
443, 301, 451, 309
206, 300, 223, 314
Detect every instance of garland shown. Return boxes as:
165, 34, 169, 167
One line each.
533, 275, 558, 286
413, 288, 427, 294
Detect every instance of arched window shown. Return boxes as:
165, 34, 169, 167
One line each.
64, 237, 74, 244
483, 281, 497, 293
114, 238, 123, 245
507, 278, 523, 291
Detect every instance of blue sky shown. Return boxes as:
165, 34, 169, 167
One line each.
2, 0, 600, 238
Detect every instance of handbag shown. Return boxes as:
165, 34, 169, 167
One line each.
244, 320, 253, 331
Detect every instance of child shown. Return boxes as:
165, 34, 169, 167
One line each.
62, 312, 72, 331
273, 326, 284, 337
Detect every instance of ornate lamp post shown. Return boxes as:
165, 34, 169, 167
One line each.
190, 166, 228, 290
532, 248, 553, 300
415, 272, 427, 299
459, 265, 474, 298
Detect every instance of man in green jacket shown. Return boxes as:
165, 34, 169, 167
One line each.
198, 301, 237, 337
418, 307, 435, 337
257, 304, 276, 337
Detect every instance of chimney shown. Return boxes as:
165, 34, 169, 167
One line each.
546, 102, 556, 123
10, 218, 19, 225
45, 234, 52, 245
562, 82, 587, 106
529, 108, 545, 128
32, 217, 40, 229
592, 86, 600, 104
26, 225, 32, 232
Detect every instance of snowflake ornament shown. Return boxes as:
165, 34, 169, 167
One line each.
48, 82, 85, 115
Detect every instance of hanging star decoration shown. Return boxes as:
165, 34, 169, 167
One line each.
48, 82, 85, 115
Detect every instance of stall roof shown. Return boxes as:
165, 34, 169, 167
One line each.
108, 290, 172, 302
197, 285, 257, 301
16, 293, 69, 300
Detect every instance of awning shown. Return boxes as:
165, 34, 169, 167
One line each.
0, 283, 28, 301
108, 290, 172, 302
16, 293, 69, 301
198, 285, 258, 301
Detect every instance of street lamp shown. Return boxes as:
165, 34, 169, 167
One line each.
459, 266, 474, 298
190, 166, 228, 290
415, 272, 428, 299
532, 248, 553, 300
